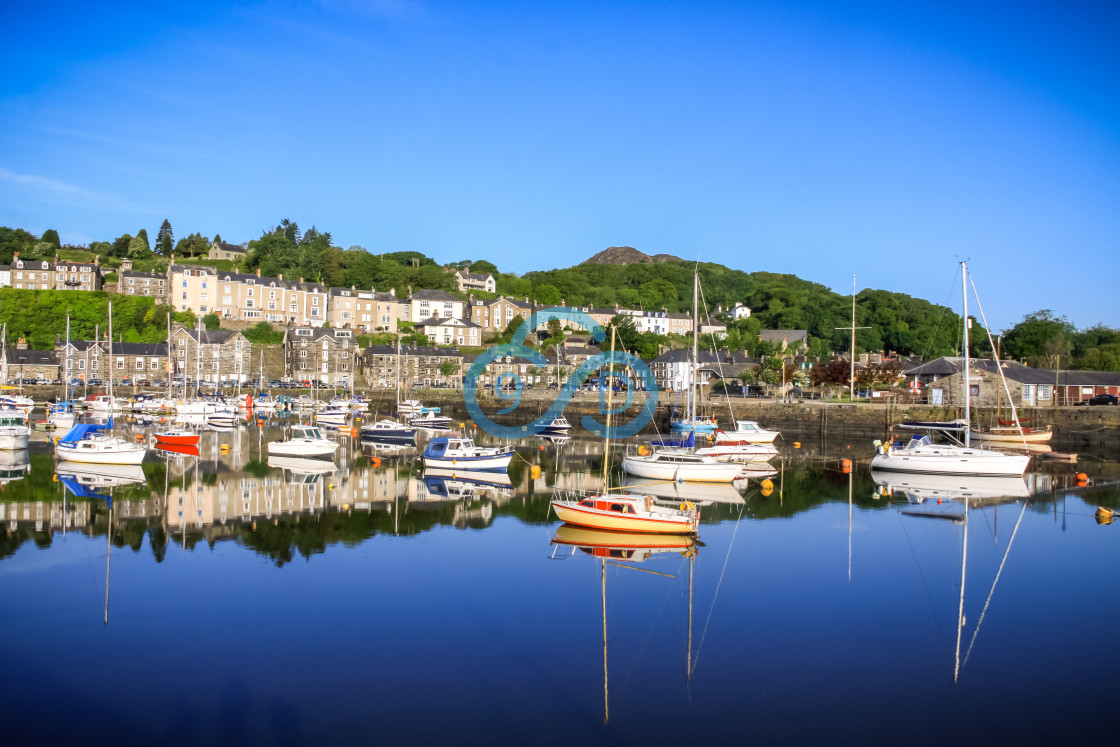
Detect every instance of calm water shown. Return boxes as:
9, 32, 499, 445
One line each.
2, 419, 1119, 745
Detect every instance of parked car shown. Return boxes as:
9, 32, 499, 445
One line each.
1087, 393, 1118, 406
269, 379, 284, 388
86, 378, 103, 387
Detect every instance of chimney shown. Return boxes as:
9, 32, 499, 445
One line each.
408, 285, 413, 296
389, 288, 396, 298
299, 277, 304, 283
12, 251, 17, 260
256, 268, 261, 277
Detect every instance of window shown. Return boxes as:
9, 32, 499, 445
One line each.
1039, 385, 1052, 400
151, 360, 159, 370
116, 358, 125, 370
135, 360, 144, 370
312, 297, 319, 305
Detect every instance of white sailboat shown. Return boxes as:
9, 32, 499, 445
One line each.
267, 424, 338, 458
670, 272, 718, 434
48, 316, 78, 430
871, 262, 1030, 477
55, 302, 147, 465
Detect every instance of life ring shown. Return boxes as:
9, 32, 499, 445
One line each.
679, 501, 695, 512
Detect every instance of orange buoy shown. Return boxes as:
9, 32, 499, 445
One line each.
370, 456, 381, 468
350, 427, 359, 438
539, 444, 545, 451
638, 445, 650, 456
841, 458, 852, 474
134, 433, 144, 442
793, 441, 801, 448
1077, 472, 1089, 486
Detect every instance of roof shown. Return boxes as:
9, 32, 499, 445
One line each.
170, 264, 326, 293
173, 328, 242, 345
409, 289, 460, 302
8, 349, 58, 364
903, 356, 1120, 387
286, 327, 355, 343
109, 342, 167, 356
472, 296, 532, 309
415, 316, 481, 329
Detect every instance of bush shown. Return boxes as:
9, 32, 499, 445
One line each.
202, 313, 221, 330
242, 322, 284, 345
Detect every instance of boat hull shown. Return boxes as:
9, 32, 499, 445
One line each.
0, 432, 30, 450
870, 448, 1030, 477
154, 433, 200, 446
969, 429, 1053, 444
552, 502, 698, 534
422, 453, 512, 471
55, 440, 147, 465
621, 456, 743, 483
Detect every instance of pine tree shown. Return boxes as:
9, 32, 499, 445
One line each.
40, 229, 61, 250
156, 219, 174, 255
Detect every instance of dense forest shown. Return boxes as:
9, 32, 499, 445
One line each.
2, 223, 1117, 369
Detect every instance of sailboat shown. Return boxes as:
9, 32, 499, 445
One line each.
554, 328, 703, 531
670, 271, 718, 434
55, 302, 147, 465
47, 317, 78, 430
871, 262, 1030, 477
364, 338, 420, 441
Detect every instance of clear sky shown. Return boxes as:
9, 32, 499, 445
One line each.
1, 0, 1117, 332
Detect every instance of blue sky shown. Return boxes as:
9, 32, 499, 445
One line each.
1, 0, 1117, 331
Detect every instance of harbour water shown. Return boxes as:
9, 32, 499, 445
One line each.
1, 421, 1118, 744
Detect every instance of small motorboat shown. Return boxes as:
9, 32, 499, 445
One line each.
153, 428, 200, 447
539, 416, 571, 435
550, 492, 700, 534
421, 437, 513, 472
694, 442, 778, 462
360, 419, 417, 443
713, 420, 780, 445
267, 424, 338, 459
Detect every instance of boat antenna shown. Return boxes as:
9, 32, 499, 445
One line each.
835, 274, 870, 402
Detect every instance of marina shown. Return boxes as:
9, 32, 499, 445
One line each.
1, 415, 1117, 744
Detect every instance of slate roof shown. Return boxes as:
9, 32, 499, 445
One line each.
415, 316, 481, 329
409, 289, 461, 302
902, 356, 1120, 387
759, 329, 808, 344
652, 349, 729, 364
212, 242, 246, 254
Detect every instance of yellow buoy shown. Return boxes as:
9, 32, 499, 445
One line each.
531, 465, 541, 479
793, 441, 801, 449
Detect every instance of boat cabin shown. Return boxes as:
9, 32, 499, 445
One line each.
291, 425, 324, 440
577, 498, 640, 514
734, 420, 763, 432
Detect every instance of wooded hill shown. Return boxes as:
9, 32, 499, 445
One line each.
2, 223, 1116, 369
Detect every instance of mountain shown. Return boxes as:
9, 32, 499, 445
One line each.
580, 246, 683, 265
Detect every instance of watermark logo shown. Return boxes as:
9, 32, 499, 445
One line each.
463, 307, 659, 440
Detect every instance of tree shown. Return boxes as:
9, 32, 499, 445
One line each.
40, 229, 61, 250
1001, 309, 1075, 362
156, 219, 174, 255
128, 230, 152, 259
202, 313, 221, 330
440, 360, 457, 376
173, 232, 210, 259
111, 233, 133, 258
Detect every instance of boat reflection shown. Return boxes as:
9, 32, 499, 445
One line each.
56, 461, 146, 489
154, 442, 200, 458
871, 470, 1031, 504
0, 448, 30, 485
621, 475, 745, 506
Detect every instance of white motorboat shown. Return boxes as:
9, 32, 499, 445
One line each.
621, 449, 744, 483
539, 416, 571, 435
421, 436, 513, 472
55, 420, 147, 465
267, 454, 339, 476
47, 404, 76, 430
714, 420, 780, 445
694, 442, 778, 462
871, 435, 1030, 477
174, 399, 217, 415
267, 424, 338, 459
86, 394, 122, 414
0, 408, 30, 450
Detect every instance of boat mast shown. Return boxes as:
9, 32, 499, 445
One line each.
954, 499, 969, 683
166, 312, 173, 401
65, 316, 71, 406
691, 271, 699, 423
108, 301, 114, 414
194, 316, 202, 399
601, 557, 609, 725
961, 262, 971, 448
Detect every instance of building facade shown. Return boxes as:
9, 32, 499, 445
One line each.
168, 327, 252, 382
358, 345, 463, 389
398, 289, 464, 323
3, 253, 102, 292
451, 266, 496, 294
169, 264, 328, 326
469, 296, 534, 334
415, 316, 481, 347
284, 327, 357, 384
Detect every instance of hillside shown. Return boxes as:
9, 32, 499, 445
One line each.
580, 246, 683, 265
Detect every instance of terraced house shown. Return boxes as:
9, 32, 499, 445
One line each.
169, 262, 328, 326
284, 327, 356, 385
2, 252, 101, 291
397, 289, 463, 323
328, 287, 401, 333
117, 259, 166, 300
469, 295, 534, 334
168, 327, 252, 383
358, 345, 463, 388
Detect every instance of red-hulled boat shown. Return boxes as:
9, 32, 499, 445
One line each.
154, 428, 200, 447
154, 442, 200, 457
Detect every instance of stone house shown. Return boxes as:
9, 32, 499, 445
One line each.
906, 357, 1120, 407
3, 252, 102, 291
358, 345, 463, 389
2, 347, 59, 382
759, 329, 809, 351
118, 259, 167, 300
649, 349, 729, 392
169, 326, 252, 383
208, 242, 248, 262
469, 295, 534, 334
284, 327, 357, 384
169, 262, 328, 326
